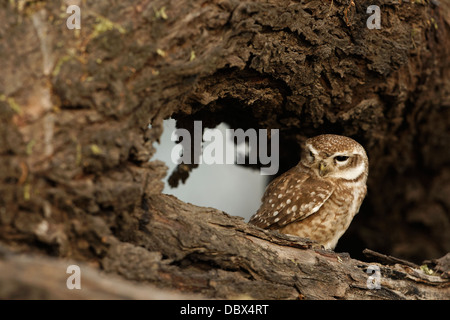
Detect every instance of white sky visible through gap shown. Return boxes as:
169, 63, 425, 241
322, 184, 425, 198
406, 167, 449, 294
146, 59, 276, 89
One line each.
151, 119, 267, 221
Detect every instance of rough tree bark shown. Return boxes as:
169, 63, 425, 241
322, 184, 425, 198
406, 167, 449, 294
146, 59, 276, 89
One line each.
0, 0, 449, 299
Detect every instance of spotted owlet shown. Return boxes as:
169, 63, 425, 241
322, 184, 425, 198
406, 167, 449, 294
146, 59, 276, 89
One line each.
249, 134, 369, 250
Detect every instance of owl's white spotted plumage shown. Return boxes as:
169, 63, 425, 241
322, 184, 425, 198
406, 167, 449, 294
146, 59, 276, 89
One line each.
249, 134, 369, 250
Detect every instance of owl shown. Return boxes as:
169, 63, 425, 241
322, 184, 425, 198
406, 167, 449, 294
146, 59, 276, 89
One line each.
249, 134, 369, 250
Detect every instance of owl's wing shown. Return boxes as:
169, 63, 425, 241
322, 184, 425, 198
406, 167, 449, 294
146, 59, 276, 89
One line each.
249, 167, 335, 229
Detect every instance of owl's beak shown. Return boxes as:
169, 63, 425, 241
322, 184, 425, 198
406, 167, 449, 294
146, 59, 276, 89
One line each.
318, 162, 328, 177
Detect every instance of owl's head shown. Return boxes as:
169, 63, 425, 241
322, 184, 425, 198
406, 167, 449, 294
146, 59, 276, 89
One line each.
301, 134, 368, 181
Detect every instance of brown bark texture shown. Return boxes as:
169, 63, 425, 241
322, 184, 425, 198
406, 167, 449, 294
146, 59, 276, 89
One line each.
0, 0, 449, 299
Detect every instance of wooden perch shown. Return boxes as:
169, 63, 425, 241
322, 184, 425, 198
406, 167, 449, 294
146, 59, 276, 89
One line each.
1, 195, 448, 299
103, 194, 448, 300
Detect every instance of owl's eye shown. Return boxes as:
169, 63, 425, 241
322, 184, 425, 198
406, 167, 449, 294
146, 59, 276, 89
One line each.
309, 151, 315, 159
335, 155, 349, 162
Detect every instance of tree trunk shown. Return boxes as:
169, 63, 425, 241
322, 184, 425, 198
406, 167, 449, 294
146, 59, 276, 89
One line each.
0, 0, 449, 299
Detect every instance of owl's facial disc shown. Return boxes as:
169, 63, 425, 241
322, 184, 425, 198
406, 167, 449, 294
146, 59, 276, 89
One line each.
328, 153, 367, 180
304, 143, 366, 180
305, 144, 318, 164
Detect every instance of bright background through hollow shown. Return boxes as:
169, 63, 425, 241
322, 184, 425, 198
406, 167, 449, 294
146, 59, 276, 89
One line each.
151, 119, 267, 221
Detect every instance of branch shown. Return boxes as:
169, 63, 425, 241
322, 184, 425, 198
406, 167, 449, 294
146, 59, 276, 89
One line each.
100, 195, 449, 300
1, 195, 448, 299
